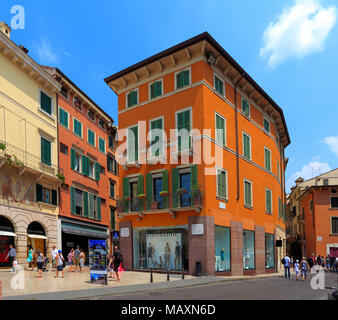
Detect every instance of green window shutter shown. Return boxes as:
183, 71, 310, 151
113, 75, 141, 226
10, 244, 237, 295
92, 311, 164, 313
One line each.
83, 191, 88, 217
97, 197, 101, 221
243, 134, 250, 159
88, 130, 95, 146
52, 189, 57, 206
172, 168, 179, 208
282, 203, 285, 222
156, 81, 162, 96
71, 148, 76, 170
128, 126, 138, 162
216, 115, 225, 145
99, 138, 105, 153
162, 170, 169, 208
146, 173, 152, 210
36, 184, 43, 202
245, 182, 251, 206
41, 138, 51, 166
70, 186, 76, 214
88, 194, 94, 218
176, 72, 182, 89
150, 83, 155, 99
137, 175, 144, 196
107, 154, 111, 172
265, 149, 271, 171
41, 91, 52, 114
215, 76, 224, 95
123, 177, 129, 197
242, 99, 249, 116
266, 190, 272, 213
59, 108, 68, 127
95, 162, 100, 181
217, 170, 226, 198
82, 155, 87, 175
183, 70, 189, 86
191, 165, 198, 206
74, 119, 82, 137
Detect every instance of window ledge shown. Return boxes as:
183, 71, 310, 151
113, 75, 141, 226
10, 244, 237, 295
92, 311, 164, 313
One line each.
38, 108, 55, 121
38, 201, 56, 209
216, 196, 228, 202
244, 205, 253, 210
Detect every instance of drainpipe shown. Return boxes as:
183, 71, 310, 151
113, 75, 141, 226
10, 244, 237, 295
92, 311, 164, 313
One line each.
234, 73, 244, 201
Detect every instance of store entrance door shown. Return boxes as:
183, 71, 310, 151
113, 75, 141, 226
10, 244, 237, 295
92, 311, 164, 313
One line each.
330, 247, 338, 258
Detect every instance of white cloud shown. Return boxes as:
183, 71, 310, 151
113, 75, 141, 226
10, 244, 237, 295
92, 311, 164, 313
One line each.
286, 161, 331, 191
260, 0, 337, 69
33, 38, 69, 66
324, 136, 338, 157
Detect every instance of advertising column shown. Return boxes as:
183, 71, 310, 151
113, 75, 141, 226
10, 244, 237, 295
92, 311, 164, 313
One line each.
89, 239, 108, 285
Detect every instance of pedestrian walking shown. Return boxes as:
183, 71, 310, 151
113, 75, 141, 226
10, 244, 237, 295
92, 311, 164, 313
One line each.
79, 249, 85, 272
325, 255, 331, 272
35, 249, 44, 278
294, 260, 300, 280
111, 246, 122, 281
300, 257, 310, 282
321, 256, 325, 269
282, 253, 291, 278
26, 245, 34, 271
67, 248, 75, 272
6, 244, 16, 273
74, 245, 81, 272
55, 250, 65, 278
50, 245, 58, 271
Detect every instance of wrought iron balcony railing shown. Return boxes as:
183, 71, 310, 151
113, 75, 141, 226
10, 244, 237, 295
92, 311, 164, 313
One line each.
0, 140, 58, 177
117, 190, 202, 214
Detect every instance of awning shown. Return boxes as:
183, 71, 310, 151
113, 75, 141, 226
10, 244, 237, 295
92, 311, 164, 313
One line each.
27, 234, 48, 240
0, 231, 17, 237
62, 222, 109, 239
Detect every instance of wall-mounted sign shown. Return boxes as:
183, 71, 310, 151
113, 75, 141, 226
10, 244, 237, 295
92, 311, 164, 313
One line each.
120, 228, 129, 238
317, 236, 322, 241
112, 231, 119, 241
219, 202, 226, 210
191, 224, 204, 235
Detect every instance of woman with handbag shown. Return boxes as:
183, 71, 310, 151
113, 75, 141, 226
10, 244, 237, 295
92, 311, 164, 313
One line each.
55, 250, 65, 278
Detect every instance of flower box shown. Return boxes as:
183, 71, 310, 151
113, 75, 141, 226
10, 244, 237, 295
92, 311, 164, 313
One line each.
138, 194, 146, 200
160, 191, 168, 197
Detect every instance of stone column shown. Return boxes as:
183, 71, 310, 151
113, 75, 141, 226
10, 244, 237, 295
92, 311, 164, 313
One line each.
119, 220, 133, 270
231, 221, 243, 276
255, 225, 265, 274
188, 216, 215, 276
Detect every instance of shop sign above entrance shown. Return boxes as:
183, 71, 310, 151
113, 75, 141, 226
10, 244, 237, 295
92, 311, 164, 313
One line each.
191, 224, 204, 235
120, 228, 130, 238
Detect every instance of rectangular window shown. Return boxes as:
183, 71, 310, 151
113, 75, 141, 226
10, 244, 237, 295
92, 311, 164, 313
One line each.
215, 113, 226, 146
332, 217, 338, 234
60, 143, 68, 155
99, 137, 106, 153
214, 75, 224, 96
150, 117, 163, 157
87, 109, 95, 121
73, 118, 82, 138
153, 176, 164, 209
244, 180, 252, 207
58, 107, 68, 128
217, 168, 227, 199
264, 148, 271, 171
127, 90, 138, 107
88, 159, 95, 179
60, 87, 68, 99
98, 119, 105, 130
176, 109, 191, 152
108, 135, 114, 150
88, 129, 95, 146
179, 171, 191, 208
74, 97, 82, 110
263, 118, 270, 133
215, 226, 231, 272
266, 189, 272, 214
242, 98, 250, 117
40, 90, 52, 115
127, 126, 138, 162
265, 233, 275, 269
243, 230, 255, 270
41, 137, 51, 166
176, 69, 190, 89
75, 188, 83, 215
330, 197, 338, 208
309, 200, 313, 212
110, 207, 116, 230
150, 80, 162, 99
243, 132, 251, 160
110, 181, 115, 198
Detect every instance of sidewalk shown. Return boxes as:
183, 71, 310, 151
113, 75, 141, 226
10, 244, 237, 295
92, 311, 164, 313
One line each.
0, 268, 284, 300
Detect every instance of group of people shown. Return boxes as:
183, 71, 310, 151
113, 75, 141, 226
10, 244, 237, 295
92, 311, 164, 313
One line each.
66, 246, 86, 273
282, 253, 338, 282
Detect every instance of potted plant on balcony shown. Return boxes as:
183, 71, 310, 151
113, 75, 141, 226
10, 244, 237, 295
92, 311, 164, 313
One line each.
160, 191, 168, 197
138, 194, 146, 200
177, 188, 187, 195
0, 143, 6, 152
56, 173, 65, 184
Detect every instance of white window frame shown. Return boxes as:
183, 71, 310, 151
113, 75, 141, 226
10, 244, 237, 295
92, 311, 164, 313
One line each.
175, 106, 193, 153
241, 97, 250, 117
264, 147, 271, 172
126, 88, 139, 108
39, 88, 54, 117
242, 131, 251, 160
174, 67, 191, 90
127, 124, 139, 164
216, 167, 228, 200
265, 188, 273, 214
263, 117, 271, 133
215, 112, 226, 146
58, 106, 69, 129
73, 117, 83, 138
214, 72, 225, 96
244, 179, 253, 208
98, 136, 106, 154
87, 128, 96, 147
148, 115, 165, 159
149, 78, 163, 100
74, 149, 83, 173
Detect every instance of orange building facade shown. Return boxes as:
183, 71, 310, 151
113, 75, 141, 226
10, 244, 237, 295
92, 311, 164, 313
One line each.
43, 67, 118, 258
105, 33, 290, 276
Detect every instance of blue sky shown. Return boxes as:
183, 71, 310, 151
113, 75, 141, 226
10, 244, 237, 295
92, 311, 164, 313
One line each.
1, 0, 337, 192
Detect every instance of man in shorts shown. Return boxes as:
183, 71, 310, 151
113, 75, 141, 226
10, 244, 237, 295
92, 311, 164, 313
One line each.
74, 245, 81, 272
50, 245, 58, 271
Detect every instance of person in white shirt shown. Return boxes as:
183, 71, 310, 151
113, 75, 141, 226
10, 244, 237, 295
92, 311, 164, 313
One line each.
50, 246, 58, 271
294, 260, 300, 280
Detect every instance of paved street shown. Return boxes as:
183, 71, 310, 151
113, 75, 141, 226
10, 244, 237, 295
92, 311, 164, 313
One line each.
89, 272, 338, 300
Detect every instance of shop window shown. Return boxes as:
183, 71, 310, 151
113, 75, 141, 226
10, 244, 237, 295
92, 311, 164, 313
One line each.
133, 226, 188, 271
243, 230, 255, 270
265, 233, 274, 269
215, 226, 230, 272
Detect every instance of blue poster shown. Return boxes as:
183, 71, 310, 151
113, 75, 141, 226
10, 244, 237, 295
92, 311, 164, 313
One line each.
89, 239, 108, 285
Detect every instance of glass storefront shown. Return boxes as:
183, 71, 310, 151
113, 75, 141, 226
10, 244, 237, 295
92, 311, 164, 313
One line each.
265, 233, 275, 269
243, 230, 255, 270
133, 226, 188, 271
215, 226, 231, 272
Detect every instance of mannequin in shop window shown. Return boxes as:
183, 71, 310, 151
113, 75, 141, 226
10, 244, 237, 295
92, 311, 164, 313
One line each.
164, 242, 171, 269
174, 241, 181, 270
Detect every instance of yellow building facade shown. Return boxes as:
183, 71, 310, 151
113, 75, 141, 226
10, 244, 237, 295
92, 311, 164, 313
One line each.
0, 22, 61, 267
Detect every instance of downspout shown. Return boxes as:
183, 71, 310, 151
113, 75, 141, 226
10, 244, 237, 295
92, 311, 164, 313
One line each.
234, 73, 244, 201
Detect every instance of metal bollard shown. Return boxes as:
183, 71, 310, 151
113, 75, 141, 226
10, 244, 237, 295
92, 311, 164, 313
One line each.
150, 268, 153, 283
182, 265, 184, 280
167, 268, 170, 281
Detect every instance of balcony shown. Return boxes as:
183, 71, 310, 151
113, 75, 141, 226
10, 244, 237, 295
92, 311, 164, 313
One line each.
117, 190, 202, 218
0, 140, 59, 181
297, 214, 305, 224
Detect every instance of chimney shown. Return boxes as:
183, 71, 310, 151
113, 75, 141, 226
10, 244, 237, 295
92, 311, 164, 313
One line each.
0, 22, 11, 39
295, 177, 304, 185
